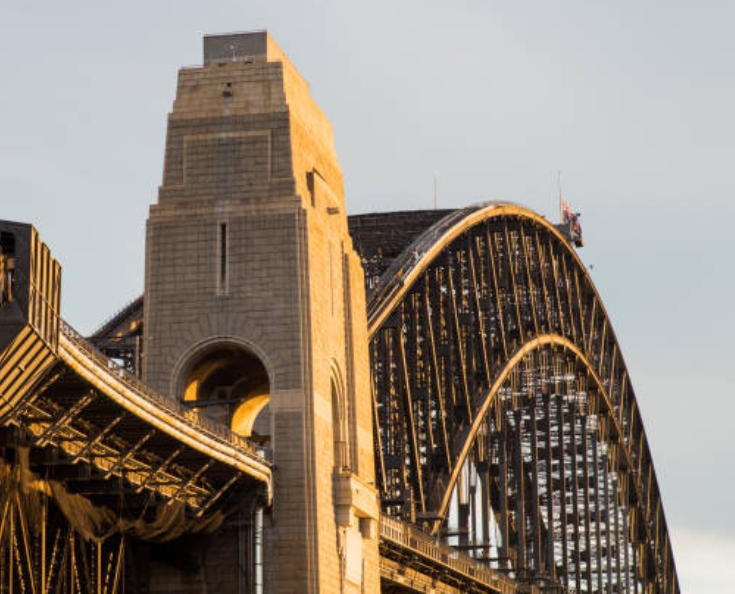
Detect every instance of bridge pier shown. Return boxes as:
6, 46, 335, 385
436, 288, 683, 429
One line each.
143, 31, 380, 593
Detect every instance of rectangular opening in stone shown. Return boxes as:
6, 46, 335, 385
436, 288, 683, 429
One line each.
219, 222, 228, 294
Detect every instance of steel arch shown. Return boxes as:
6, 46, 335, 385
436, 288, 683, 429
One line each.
364, 203, 679, 594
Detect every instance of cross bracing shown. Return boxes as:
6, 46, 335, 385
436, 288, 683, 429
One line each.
355, 203, 679, 594
0, 203, 680, 593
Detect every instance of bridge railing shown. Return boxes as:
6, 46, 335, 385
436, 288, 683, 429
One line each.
59, 321, 272, 465
380, 515, 517, 594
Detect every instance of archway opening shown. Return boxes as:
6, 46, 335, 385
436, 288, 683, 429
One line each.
182, 345, 270, 442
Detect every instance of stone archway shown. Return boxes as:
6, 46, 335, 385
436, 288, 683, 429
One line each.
180, 343, 270, 441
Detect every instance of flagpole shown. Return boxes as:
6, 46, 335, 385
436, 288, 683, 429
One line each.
557, 170, 562, 222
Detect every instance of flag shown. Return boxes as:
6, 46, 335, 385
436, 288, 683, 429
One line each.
561, 200, 573, 224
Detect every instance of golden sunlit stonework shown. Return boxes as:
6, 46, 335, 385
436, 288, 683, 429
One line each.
0, 31, 679, 594
144, 31, 380, 594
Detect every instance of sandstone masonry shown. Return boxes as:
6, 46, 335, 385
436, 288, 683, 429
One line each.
143, 31, 379, 594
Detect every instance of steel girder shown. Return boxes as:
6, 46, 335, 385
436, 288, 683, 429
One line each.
361, 204, 679, 594
0, 462, 127, 594
0, 220, 272, 527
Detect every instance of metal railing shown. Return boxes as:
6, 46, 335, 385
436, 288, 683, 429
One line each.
380, 515, 517, 594
59, 320, 272, 466
89, 294, 142, 337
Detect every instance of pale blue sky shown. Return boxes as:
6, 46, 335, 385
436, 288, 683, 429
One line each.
2, 2, 733, 592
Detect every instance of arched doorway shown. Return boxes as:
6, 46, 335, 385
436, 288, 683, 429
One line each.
181, 344, 270, 442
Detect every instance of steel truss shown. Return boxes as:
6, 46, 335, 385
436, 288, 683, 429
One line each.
0, 461, 126, 594
361, 204, 679, 594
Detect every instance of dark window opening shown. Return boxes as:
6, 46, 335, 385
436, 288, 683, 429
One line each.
219, 222, 228, 293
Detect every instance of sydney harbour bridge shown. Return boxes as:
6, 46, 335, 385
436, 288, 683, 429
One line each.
0, 31, 678, 594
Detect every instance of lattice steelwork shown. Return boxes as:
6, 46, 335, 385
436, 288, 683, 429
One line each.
0, 219, 272, 593
0, 462, 126, 594
360, 204, 679, 594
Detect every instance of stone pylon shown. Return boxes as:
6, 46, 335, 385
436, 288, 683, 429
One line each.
143, 31, 379, 594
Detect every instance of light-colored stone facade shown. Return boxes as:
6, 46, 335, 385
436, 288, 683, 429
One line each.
143, 31, 379, 593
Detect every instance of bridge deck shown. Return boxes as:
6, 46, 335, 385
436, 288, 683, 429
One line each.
59, 321, 272, 487
380, 516, 519, 594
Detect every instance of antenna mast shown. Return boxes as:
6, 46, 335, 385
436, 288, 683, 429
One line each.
557, 170, 563, 222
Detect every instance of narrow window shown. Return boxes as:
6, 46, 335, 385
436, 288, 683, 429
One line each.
219, 222, 228, 294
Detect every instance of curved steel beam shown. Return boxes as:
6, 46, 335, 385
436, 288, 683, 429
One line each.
432, 333, 629, 527
366, 202, 679, 593
368, 203, 590, 334
59, 326, 273, 493
367, 203, 654, 523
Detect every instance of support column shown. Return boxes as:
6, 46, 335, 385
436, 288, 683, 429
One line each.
144, 31, 379, 594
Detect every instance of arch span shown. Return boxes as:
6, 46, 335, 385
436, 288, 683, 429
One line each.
364, 203, 679, 594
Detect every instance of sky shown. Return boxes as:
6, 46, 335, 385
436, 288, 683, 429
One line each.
1, 2, 732, 592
